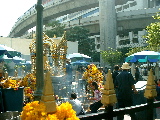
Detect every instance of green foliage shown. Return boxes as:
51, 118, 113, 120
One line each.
66, 26, 90, 42
100, 47, 122, 67
66, 26, 97, 61
127, 11, 160, 56
117, 47, 130, 63
45, 21, 65, 37
144, 12, 160, 48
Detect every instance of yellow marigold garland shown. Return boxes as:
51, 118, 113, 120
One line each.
24, 87, 34, 101
20, 101, 80, 120
82, 64, 104, 84
0, 79, 22, 90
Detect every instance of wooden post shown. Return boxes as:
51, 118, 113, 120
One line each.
101, 69, 117, 120
144, 69, 157, 120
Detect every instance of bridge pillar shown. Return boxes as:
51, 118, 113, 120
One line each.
99, 0, 117, 67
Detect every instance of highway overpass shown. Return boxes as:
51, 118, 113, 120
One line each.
9, 0, 159, 37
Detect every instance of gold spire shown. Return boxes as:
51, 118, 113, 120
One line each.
40, 70, 57, 114
101, 69, 117, 106
144, 69, 157, 99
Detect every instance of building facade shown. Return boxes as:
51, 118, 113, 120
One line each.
20, 0, 160, 52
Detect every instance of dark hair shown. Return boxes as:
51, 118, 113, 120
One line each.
71, 93, 77, 99
92, 82, 99, 90
114, 65, 119, 71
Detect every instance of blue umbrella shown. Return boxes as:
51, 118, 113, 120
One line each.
12, 56, 25, 63
125, 51, 160, 63
0, 46, 7, 57
67, 53, 91, 62
0, 44, 21, 58
71, 60, 90, 66
0, 55, 12, 63
0, 55, 25, 63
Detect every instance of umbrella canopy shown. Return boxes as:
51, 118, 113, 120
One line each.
0, 44, 21, 57
0, 55, 12, 63
0, 55, 25, 63
12, 56, 26, 63
71, 60, 90, 66
66, 53, 91, 62
125, 51, 160, 63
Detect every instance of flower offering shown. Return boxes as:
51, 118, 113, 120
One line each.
20, 101, 80, 120
82, 64, 104, 84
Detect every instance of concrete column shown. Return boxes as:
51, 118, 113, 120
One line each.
99, 0, 117, 66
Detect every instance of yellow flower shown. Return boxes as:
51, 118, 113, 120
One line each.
21, 101, 79, 120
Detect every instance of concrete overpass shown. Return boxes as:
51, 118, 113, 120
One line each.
64, 7, 159, 34
9, 0, 159, 37
9, 0, 99, 37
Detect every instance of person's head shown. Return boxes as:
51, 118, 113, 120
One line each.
135, 67, 139, 72
70, 93, 77, 99
114, 65, 119, 71
66, 59, 71, 64
156, 79, 160, 85
121, 62, 131, 70
90, 82, 99, 90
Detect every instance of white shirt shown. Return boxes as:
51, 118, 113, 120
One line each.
68, 99, 83, 115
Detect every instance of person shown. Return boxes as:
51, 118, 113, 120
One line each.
135, 67, 140, 83
155, 79, 160, 101
89, 82, 103, 113
0, 61, 4, 80
112, 65, 119, 88
115, 62, 137, 120
68, 93, 85, 116
77, 66, 84, 79
66, 59, 73, 82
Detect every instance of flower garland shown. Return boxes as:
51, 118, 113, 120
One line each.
82, 64, 104, 84
22, 73, 36, 91
20, 101, 80, 120
0, 78, 22, 90
24, 87, 34, 101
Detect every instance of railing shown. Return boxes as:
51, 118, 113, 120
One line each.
79, 100, 160, 120
79, 69, 159, 120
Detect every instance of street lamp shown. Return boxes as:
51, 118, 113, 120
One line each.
34, 0, 44, 101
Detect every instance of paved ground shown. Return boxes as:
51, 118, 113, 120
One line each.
106, 108, 160, 120
112, 115, 131, 120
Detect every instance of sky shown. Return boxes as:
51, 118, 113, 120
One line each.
0, 0, 37, 37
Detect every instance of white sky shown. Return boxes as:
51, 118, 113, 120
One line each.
0, 0, 37, 37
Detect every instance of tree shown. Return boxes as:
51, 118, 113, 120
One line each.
117, 47, 130, 64
66, 26, 98, 61
101, 47, 122, 70
45, 21, 65, 38
126, 12, 160, 56
144, 11, 160, 51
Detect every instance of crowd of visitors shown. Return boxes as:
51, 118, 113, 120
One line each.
64, 60, 160, 120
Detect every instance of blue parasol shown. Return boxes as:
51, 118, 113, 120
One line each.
71, 60, 90, 66
0, 44, 21, 58
67, 53, 92, 62
125, 51, 160, 63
